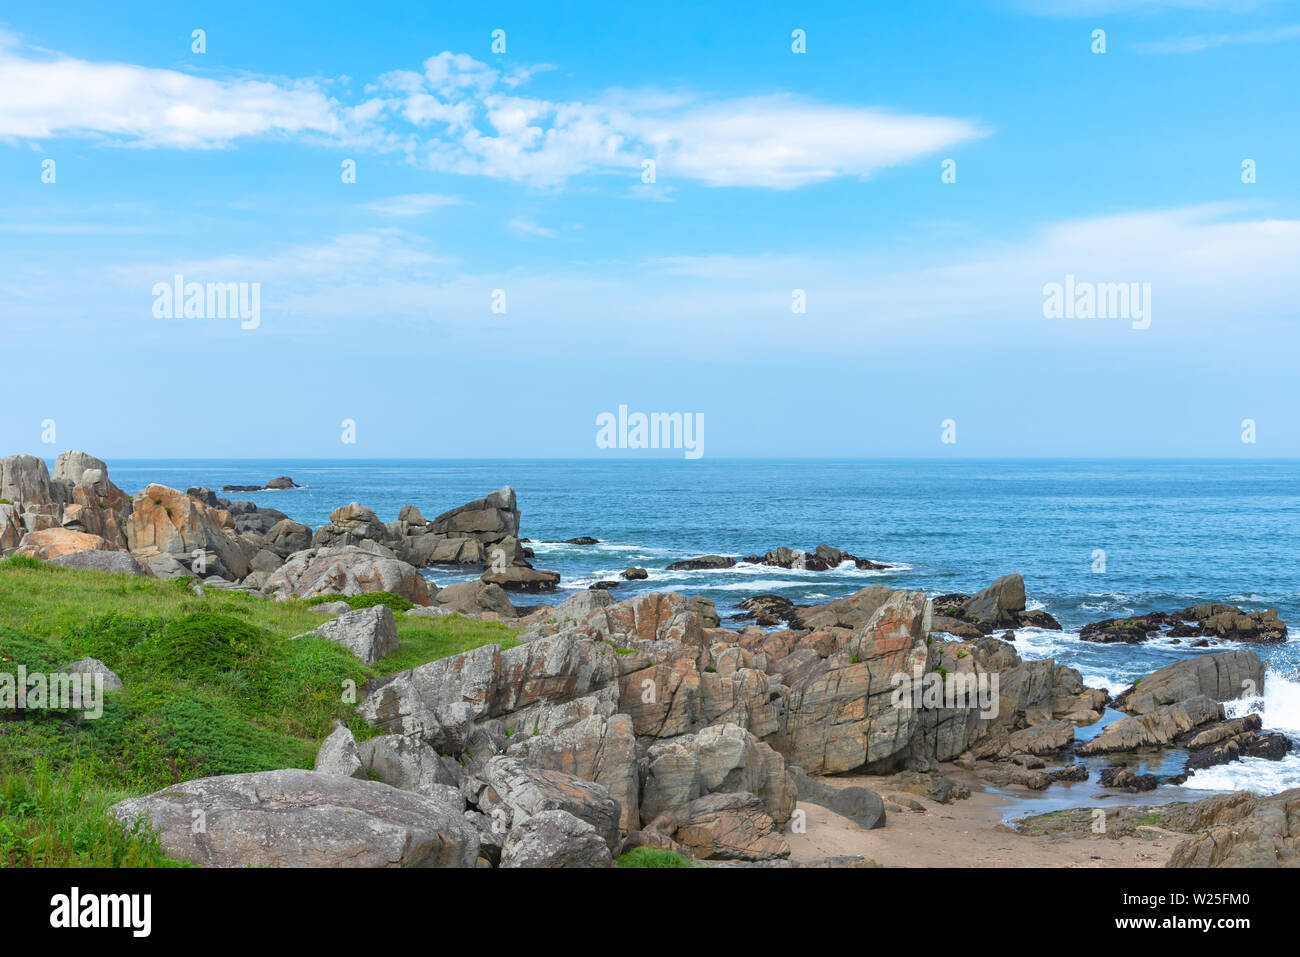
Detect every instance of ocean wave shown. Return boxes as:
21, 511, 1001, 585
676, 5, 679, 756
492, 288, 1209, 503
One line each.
1182, 752, 1300, 793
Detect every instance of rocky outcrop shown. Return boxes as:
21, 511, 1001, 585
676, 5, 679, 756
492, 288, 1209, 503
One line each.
499, 809, 614, 868
1167, 789, 1300, 867
640, 723, 795, 828
666, 555, 736, 571
0, 451, 132, 556
930, 575, 1062, 633
1076, 696, 1223, 755
263, 545, 433, 606
1081, 604, 1287, 645
644, 791, 789, 861
740, 544, 887, 571
127, 484, 252, 580
478, 756, 621, 852
1115, 650, 1266, 715
481, 566, 560, 592
112, 769, 479, 867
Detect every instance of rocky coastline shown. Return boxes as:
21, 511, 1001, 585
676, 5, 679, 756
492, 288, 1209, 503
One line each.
1, 450, 1296, 868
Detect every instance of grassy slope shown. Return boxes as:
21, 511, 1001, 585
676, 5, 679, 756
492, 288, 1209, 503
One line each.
0, 557, 519, 866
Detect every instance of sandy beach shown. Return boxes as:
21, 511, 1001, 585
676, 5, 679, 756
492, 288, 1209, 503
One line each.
787, 769, 1177, 867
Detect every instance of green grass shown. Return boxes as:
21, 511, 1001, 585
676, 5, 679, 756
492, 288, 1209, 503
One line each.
0, 558, 520, 866
303, 590, 414, 613
617, 847, 694, 868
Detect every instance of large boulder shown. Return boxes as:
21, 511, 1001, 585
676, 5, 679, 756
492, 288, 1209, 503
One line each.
313, 721, 367, 779
1116, 651, 1267, 715
480, 566, 561, 592
505, 705, 640, 834
0, 454, 53, 505
429, 486, 520, 546
127, 484, 251, 580
640, 723, 795, 828
499, 809, 614, 868
263, 545, 432, 605
435, 580, 518, 617
294, 605, 399, 664
50, 549, 148, 576
263, 519, 313, 558
479, 756, 621, 851
111, 769, 479, 867
645, 791, 790, 862
961, 573, 1026, 629
789, 768, 885, 830
16, 528, 116, 561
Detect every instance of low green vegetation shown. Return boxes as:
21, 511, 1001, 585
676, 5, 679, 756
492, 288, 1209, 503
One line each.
303, 590, 414, 613
617, 847, 694, 868
0, 556, 519, 866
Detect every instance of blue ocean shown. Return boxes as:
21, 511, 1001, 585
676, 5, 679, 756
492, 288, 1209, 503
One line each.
104, 458, 1300, 797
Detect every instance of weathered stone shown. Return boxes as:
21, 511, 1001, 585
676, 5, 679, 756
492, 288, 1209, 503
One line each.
647, 791, 790, 861
313, 720, 367, 779
49, 549, 148, 576
1116, 651, 1267, 715
112, 769, 478, 867
67, 657, 123, 692
480, 756, 621, 851
499, 808, 614, 868
1076, 696, 1223, 755
264, 545, 432, 606
293, 605, 399, 664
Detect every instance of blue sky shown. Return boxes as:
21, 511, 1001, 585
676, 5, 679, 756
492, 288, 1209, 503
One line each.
1, 0, 1297, 458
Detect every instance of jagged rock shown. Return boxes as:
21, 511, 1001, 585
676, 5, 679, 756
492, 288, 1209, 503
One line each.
357, 734, 466, 794
314, 720, 367, 779
961, 574, 1026, 629
505, 705, 640, 834
790, 583, 898, 631
1076, 696, 1223, 755
112, 769, 478, 868
1167, 789, 1300, 867
358, 634, 620, 751
641, 723, 795, 828
646, 791, 789, 861
264, 545, 432, 605
499, 808, 614, 868
733, 594, 798, 627
428, 487, 520, 547
67, 657, 123, 692
479, 756, 621, 851
266, 476, 298, 489
1116, 650, 1267, 715
127, 484, 251, 580
263, 519, 312, 558
293, 605, 398, 664
1083, 604, 1286, 646
0, 454, 53, 505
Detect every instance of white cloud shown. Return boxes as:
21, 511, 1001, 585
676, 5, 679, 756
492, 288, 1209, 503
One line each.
0, 48, 347, 147
361, 193, 463, 216
0, 39, 984, 188
1135, 23, 1300, 52
507, 216, 559, 239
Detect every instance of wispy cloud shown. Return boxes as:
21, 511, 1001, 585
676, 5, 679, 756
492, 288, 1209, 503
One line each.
361, 193, 463, 216
1135, 23, 1300, 52
0, 40, 985, 189
507, 216, 559, 239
